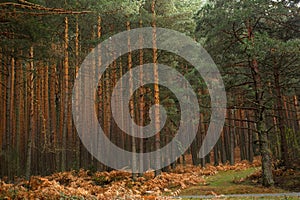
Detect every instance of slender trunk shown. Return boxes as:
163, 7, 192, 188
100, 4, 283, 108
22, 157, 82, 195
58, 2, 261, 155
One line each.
126, 21, 137, 180
293, 94, 300, 129
191, 90, 203, 166
2, 53, 8, 177
96, 15, 103, 170
0, 50, 3, 172
199, 90, 207, 167
230, 109, 235, 165
239, 109, 246, 161
103, 56, 111, 148
138, 19, 145, 175
21, 56, 28, 176
292, 94, 300, 158
25, 46, 34, 180
269, 81, 281, 159
151, 0, 161, 177
245, 111, 254, 162
274, 66, 290, 167
49, 61, 58, 171
118, 56, 126, 166
15, 54, 21, 176
44, 63, 50, 171
213, 139, 219, 166
61, 16, 69, 171
8, 50, 15, 178
75, 16, 80, 169
224, 117, 230, 164
110, 38, 118, 168
191, 132, 201, 165
220, 130, 227, 164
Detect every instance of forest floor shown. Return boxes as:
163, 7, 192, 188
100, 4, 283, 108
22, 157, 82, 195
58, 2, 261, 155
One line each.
0, 158, 300, 199
179, 167, 300, 198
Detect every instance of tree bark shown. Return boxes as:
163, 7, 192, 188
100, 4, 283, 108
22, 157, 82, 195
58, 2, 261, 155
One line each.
152, 1, 162, 177
138, 19, 145, 175
273, 66, 290, 167
247, 19, 274, 186
61, 16, 69, 172
126, 21, 137, 180
25, 46, 34, 180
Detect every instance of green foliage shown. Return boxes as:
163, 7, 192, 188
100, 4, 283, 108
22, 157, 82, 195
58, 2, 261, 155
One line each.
195, 0, 300, 107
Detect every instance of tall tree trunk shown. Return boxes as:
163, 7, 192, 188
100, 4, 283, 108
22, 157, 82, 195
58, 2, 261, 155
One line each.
151, 0, 161, 177
118, 56, 126, 167
61, 16, 69, 171
74, 15, 81, 170
245, 111, 254, 162
273, 66, 289, 167
2, 52, 8, 177
0, 50, 3, 174
247, 20, 274, 187
15, 54, 21, 176
21, 55, 28, 176
220, 129, 227, 164
126, 21, 137, 180
213, 139, 219, 166
138, 19, 145, 175
25, 46, 34, 180
49, 60, 58, 171
8, 50, 15, 178
293, 94, 300, 130
229, 109, 235, 165
252, 60, 274, 187
44, 63, 50, 172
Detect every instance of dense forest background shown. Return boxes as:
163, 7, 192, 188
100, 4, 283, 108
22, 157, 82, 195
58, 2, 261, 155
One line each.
0, 0, 299, 188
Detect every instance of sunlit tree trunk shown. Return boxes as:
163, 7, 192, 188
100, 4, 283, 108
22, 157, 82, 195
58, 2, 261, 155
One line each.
293, 94, 300, 130
61, 16, 69, 171
49, 57, 58, 171
151, 0, 161, 177
138, 19, 145, 175
8, 49, 15, 178
25, 46, 34, 180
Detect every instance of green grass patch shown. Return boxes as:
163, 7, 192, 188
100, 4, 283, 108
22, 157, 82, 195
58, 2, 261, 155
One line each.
180, 167, 289, 196
208, 167, 258, 187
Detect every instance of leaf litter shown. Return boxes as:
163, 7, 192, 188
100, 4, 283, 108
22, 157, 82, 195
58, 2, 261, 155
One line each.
0, 160, 262, 199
